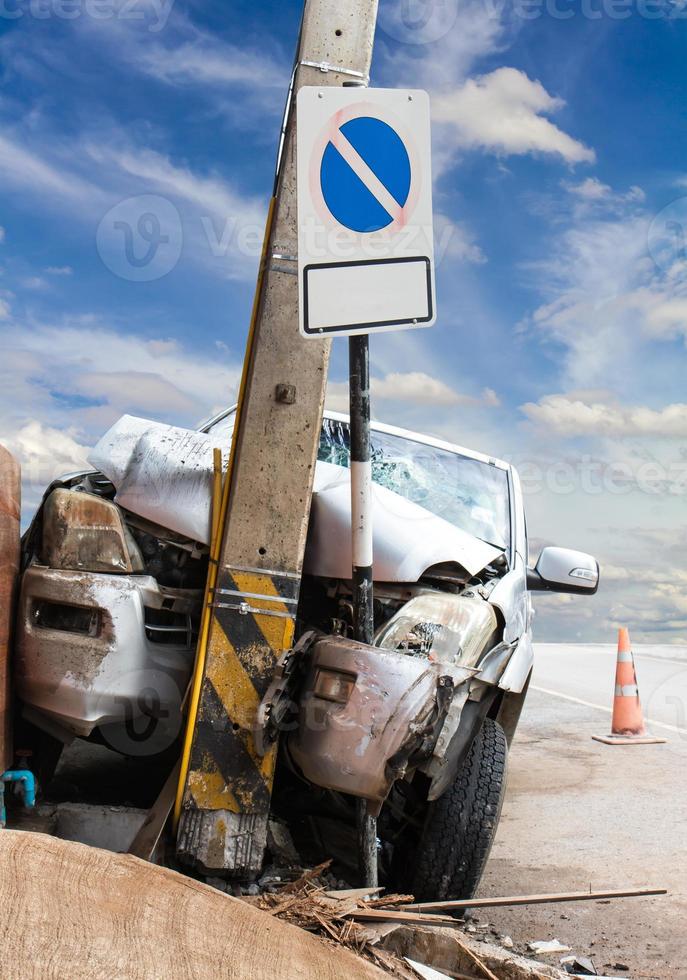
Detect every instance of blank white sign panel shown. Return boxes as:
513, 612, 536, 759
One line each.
303, 258, 432, 336
297, 87, 436, 338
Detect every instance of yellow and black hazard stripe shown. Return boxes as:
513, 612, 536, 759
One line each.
182, 564, 299, 816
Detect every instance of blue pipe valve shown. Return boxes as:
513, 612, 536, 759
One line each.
0, 770, 37, 829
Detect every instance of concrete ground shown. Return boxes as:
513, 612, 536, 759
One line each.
479, 644, 687, 980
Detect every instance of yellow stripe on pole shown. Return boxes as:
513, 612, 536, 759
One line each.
187, 769, 241, 813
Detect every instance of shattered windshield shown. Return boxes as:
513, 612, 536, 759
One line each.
318, 418, 510, 550
205, 411, 510, 550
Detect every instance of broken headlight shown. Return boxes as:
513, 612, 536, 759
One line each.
375, 592, 498, 668
42, 488, 144, 575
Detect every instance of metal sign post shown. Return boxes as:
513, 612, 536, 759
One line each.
297, 81, 435, 887
348, 331, 378, 887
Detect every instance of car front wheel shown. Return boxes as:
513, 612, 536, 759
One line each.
411, 717, 508, 903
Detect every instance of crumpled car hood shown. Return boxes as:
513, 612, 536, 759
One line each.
89, 415, 501, 583
306, 461, 500, 580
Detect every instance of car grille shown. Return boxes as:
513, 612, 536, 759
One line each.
144, 606, 195, 647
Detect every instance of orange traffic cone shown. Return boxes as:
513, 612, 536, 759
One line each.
592, 628, 667, 745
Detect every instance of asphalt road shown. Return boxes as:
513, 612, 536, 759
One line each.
532, 643, 687, 737
478, 643, 687, 980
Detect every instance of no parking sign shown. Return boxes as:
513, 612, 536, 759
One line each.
297, 88, 436, 338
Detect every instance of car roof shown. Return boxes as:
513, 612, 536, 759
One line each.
200, 406, 511, 472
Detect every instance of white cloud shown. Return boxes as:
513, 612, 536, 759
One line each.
73, 7, 287, 123
373, 371, 476, 405
432, 68, 595, 164
0, 133, 97, 201
326, 373, 501, 412
565, 177, 612, 200
0, 315, 245, 518
562, 178, 646, 213
434, 213, 486, 264
0, 226, 5, 243
21, 276, 48, 290
0, 298, 11, 320
521, 207, 667, 388
0, 127, 265, 282
0, 420, 92, 486
378, 0, 508, 90
91, 145, 265, 229
137, 36, 284, 94
522, 393, 687, 438
644, 296, 687, 341
0, 317, 242, 446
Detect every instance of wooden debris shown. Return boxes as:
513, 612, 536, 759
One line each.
257, 863, 420, 977
362, 894, 416, 909
344, 908, 459, 927
278, 859, 333, 894
127, 761, 180, 861
397, 886, 667, 914
452, 935, 501, 980
325, 886, 385, 900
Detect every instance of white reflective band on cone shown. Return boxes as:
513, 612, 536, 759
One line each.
617, 650, 633, 662
615, 684, 639, 697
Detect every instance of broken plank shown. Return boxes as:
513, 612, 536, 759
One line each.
342, 908, 459, 926
397, 886, 667, 913
363, 893, 415, 908
451, 936, 501, 980
127, 761, 180, 861
324, 886, 385, 901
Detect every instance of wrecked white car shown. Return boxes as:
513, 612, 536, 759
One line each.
12, 409, 598, 899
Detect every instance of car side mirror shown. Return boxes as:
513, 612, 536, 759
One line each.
527, 546, 599, 595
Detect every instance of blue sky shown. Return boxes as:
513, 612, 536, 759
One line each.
1, 0, 686, 641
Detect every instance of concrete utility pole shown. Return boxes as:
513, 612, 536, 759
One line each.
176, 0, 379, 876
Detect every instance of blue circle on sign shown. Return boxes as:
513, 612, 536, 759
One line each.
320, 116, 411, 233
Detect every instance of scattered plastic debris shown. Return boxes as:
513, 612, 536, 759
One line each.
527, 939, 573, 955
561, 954, 597, 975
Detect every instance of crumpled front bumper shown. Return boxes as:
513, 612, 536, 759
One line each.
15, 565, 197, 738
284, 635, 475, 808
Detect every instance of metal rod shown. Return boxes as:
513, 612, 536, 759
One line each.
349, 332, 377, 889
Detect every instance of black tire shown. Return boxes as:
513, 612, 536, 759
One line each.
411, 717, 508, 902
